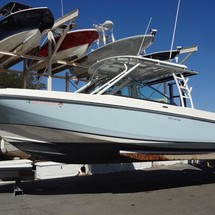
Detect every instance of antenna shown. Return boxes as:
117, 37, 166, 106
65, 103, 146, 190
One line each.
169, 0, 181, 59
137, 17, 152, 56
61, 0, 64, 16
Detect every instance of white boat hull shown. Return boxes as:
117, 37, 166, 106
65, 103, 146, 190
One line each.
0, 29, 41, 68
0, 89, 215, 163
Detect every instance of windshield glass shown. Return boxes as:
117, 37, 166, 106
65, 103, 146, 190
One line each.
80, 78, 175, 105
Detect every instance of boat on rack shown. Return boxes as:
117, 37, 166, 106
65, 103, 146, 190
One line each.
0, 43, 215, 163
49, 21, 155, 77
0, 2, 54, 69
28, 29, 99, 73
71, 34, 155, 79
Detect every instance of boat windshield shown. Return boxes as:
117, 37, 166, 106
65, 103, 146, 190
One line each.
79, 78, 174, 105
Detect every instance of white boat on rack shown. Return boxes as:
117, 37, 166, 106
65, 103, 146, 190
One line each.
0, 43, 215, 163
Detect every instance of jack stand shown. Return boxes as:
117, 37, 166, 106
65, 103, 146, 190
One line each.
13, 179, 23, 196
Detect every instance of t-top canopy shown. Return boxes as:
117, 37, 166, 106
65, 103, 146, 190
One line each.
88, 55, 198, 83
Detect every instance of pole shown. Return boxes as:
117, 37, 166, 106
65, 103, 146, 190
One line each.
47, 31, 52, 91
61, 0, 64, 16
169, 0, 181, 59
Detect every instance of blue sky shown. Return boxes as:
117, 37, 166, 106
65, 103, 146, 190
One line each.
1, 0, 215, 112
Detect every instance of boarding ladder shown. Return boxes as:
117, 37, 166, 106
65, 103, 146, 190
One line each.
173, 73, 194, 108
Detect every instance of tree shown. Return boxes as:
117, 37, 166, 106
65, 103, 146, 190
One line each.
0, 72, 46, 89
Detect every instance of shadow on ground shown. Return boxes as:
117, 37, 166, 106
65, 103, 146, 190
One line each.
1, 164, 215, 195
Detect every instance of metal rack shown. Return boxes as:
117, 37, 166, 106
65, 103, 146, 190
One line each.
0, 9, 79, 91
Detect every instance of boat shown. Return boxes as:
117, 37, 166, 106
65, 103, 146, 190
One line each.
71, 34, 155, 79
0, 41, 215, 164
28, 29, 99, 72
48, 21, 155, 77
0, 2, 54, 69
